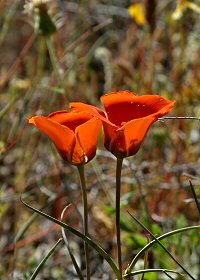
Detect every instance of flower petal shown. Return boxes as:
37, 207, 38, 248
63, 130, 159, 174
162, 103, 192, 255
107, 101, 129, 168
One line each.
104, 115, 157, 158
101, 91, 175, 126
48, 110, 93, 132
48, 110, 69, 122
70, 102, 116, 127
72, 117, 102, 165
28, 116, 75, 162
70, 102, 105, 117
118, 116, 156, 157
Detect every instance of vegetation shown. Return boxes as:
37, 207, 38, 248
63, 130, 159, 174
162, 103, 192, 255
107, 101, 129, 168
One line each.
0, 1, 200, 279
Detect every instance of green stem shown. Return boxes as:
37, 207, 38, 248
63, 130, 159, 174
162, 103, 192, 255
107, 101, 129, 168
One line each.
37, 36, 46, 80
77, 165, 90, 280
0, 0, 20, 45
116, 158, 123, 279
46, 36, 64, 88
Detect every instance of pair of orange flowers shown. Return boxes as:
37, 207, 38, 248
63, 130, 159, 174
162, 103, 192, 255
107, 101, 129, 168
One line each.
29, 91, 175, 164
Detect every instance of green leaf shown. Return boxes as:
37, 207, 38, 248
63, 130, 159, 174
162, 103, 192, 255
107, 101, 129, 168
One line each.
120, 218, 133, 233
104, 205, 116, 215
30, 238, 62, 280
15, 212, 38, 243
129, 224, 200, 271
126, 233, 147, 248
15, 196, 57, 243
126, 212, 199, 280
20, 197, 121, 280
151, 223, 163, 236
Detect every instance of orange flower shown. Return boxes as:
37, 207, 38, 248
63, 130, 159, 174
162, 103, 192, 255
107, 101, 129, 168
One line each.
28, 110, 102, 165
71, 91, 175, 158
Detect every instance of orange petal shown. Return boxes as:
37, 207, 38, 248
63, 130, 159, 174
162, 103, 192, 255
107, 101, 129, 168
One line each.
28, 116, 75, 162
103, 115, 157, 158
48, 110, 93, 132
70, 102, 116, 127
101, 92, 175, 126
101, 90, 137, 104
72, 117, 102, 165
48, 110, 69, 122
119, 116, 156, 157
70, 102, 105, 117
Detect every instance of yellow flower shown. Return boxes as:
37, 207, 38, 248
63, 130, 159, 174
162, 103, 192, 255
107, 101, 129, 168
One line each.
172, 0, 200, 20
128, 3, 146, 26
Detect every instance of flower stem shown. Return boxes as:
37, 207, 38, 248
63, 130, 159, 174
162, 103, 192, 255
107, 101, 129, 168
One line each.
116, 158, 123, 278
46, 36, 65, 89
77, 165, 90, 280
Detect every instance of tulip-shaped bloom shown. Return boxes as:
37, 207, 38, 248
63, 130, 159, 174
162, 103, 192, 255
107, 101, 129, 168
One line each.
71, 91, 175, 158
28, 110, 102, 165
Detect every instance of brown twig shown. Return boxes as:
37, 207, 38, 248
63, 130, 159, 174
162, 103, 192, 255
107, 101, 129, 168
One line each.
0, 32, 36, 89
0, 126, 25, 161
1, 224, 59, 255
63, 18, 112, 55
0, 0, 8, 15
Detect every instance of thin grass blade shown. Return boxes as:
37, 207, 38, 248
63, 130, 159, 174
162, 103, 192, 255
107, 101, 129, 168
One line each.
126, 224, 200, 272
15, 194, 58, 243
30, 238, 63, 280
127, 212, 196, 280
20, 197, 121, 279
189, 180, 200, 216
123, 268, 184, 279
61, 204, 84, 280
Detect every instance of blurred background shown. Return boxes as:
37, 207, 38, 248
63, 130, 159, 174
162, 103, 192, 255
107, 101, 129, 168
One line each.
0, 0, 200, 279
